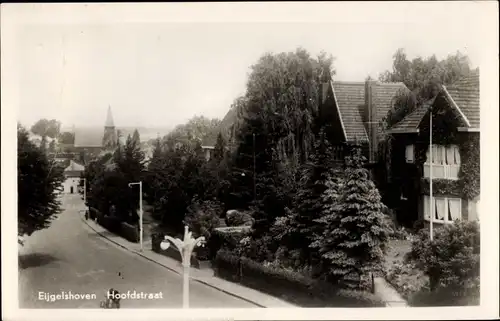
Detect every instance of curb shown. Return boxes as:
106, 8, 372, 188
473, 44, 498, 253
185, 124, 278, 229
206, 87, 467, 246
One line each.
80, 215, 266, 308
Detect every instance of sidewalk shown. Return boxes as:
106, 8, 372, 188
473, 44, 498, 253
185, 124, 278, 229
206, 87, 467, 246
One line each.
373, 277, 408, 307
80, 214, 296, 308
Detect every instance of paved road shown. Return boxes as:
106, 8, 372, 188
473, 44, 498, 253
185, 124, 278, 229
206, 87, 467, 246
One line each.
18, 194, 255, 309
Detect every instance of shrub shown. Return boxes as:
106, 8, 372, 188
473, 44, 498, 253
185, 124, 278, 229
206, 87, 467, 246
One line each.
225, 209, 255, 227
213, 250, 385, 307
385, 262, 428, 299
120, 222, 139, 243
184, 198, 223, 260
405, 220, 480, 305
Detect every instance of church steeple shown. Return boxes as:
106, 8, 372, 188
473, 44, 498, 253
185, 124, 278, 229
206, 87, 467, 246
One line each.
102, 105, 117, 149
105, 105, 115, 128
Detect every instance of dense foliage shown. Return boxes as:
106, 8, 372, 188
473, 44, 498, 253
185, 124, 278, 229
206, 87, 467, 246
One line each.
86, 130, 145, 224
18, 125, 64, 244
30, 118, 61, 139
380, 48, 474, 129
406, 221, 480, 300
311, 147, 393, 289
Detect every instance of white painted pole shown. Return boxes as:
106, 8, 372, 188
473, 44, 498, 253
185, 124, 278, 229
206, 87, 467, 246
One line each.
429, 108, 434, 241
183, 265, 189, 308
139, 181, 143, 252
83, 178, 86, 204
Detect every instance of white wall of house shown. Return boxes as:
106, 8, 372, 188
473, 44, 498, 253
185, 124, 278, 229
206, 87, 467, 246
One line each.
62, 177, 80, 194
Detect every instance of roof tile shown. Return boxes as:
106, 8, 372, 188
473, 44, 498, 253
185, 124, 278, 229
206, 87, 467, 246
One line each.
445, 71, 480, 128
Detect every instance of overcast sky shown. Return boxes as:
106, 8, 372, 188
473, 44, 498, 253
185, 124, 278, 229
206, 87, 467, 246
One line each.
5, 2, 494, 129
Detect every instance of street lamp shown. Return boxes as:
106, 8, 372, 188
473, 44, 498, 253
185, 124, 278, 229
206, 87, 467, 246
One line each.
128, 181, 143, 252
160, 226, 205, 309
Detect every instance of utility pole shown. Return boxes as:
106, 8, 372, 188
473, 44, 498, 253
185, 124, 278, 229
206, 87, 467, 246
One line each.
253, 133, 256, 202
429, 106, 434, 241
128, 181, 143, 251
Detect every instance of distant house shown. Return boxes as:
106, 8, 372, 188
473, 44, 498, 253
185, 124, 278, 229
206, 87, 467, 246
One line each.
62, 160, 85, 194
386, 71, 480, 226
318, 78, 409, 164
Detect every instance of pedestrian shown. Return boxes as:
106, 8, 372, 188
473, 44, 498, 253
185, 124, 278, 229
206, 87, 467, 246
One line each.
101, 288, 121, 308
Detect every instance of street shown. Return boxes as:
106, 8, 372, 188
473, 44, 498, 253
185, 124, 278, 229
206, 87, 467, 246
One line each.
18, 194, 256, 308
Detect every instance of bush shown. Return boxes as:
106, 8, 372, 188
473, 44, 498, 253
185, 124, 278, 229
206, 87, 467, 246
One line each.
225, 209, 255, 227
212, 227, 251, 252
408, 286, 479, 307
89, 207, 99, 220
96, 211, 121, 234
120, 222, 139, 243
385, 262, 428, 299
213, 250, 385, 307
405, 220, 480, 305
184, 198, 223, 260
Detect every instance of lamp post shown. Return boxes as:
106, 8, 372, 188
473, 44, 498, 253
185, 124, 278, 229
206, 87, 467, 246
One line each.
429, 106, 434, 241
128, 181, 143, 251
160, 226, 205, 308
252, 133, 256, 202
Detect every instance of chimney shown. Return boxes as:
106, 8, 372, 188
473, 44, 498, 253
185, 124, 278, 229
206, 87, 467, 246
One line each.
365, 80, 378, 163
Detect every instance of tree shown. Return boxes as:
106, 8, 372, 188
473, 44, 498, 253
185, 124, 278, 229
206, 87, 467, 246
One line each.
132, 129, 141, 145
18, 125, 64, 244
213, 132, 226, 161
311, 146, 392, 289
30, 119, 61, 138
380, 49, 474, 127
48, 140, 56, 153
59, 131, 75, 145
275, 130, 337, 267
406, 221, 480, 303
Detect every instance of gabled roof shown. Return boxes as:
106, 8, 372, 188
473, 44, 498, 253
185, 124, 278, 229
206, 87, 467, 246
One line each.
444, 70, 479, 128
331, 81, 408, 142
388, 71, 480, 133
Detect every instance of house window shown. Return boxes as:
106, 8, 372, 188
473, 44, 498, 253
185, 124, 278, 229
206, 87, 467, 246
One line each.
405, 144, 414, 163
423, 145, 460, 179
423, 195, 462, 224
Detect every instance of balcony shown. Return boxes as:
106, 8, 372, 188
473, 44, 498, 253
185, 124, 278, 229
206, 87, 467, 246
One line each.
423, 163, 460, 180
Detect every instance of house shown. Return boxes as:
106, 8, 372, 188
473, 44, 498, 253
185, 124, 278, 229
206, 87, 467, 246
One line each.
318, 77, 409, 166
386, 71, 480, 226
62, 160, 85, 194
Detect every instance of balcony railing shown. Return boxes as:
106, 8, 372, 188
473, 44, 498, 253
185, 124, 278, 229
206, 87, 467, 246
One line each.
423, 163, 460, 180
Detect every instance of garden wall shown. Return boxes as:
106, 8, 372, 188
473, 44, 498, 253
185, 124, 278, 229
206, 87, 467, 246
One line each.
214, 250, 385, 307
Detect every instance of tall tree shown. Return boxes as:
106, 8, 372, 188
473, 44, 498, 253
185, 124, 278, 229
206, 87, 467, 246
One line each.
59, 131, 75, 145
312, 147, 392, 289
18, 126, 64, 244
132, 129, 141, 145
229, 48, 336, 214
213, 132, 226, 161
30, 119, 61, 139
380, 49, 474, 127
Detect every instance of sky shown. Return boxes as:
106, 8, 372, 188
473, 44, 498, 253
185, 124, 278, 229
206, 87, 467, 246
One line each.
5, 2, 494, 130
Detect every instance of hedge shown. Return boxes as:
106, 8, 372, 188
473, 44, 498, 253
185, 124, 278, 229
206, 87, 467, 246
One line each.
151, 233, 200, 268
120, 222, 139, 243
214, 250, 385, 307
93, 209, 139, 243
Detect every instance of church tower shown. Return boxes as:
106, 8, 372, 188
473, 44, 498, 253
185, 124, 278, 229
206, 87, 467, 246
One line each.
102, 105, 117, 149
